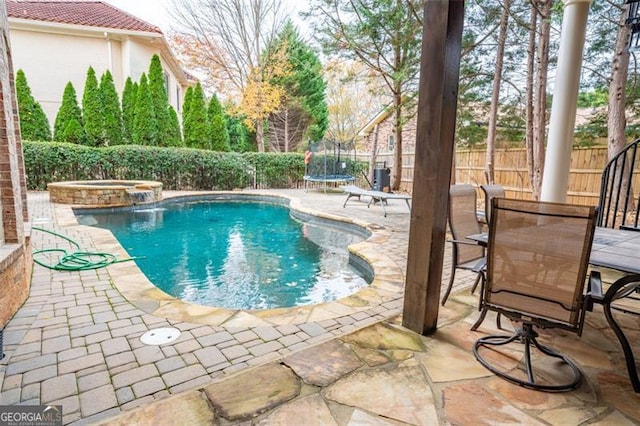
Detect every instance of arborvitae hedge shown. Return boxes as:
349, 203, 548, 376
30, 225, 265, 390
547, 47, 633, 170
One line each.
99, 70, 124, 146
54, 82, 85, 144
167, 106, 183, 147
15, 69, 51, 141
148, 54, 172, 147
82, 67, 104, 146
121, 78, 138, 143
22, 141, 328, 191
208, 94, 230, 151
183, 83, 210, 149
182, 86, 193, 127
132, 74, 157, 145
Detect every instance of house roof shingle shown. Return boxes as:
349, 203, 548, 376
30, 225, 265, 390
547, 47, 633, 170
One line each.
7, 0, 163, 34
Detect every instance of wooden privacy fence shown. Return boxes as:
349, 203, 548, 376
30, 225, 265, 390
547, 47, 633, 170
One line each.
358, 146, 613, 207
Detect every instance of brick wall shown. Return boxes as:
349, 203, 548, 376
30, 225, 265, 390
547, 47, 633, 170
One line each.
0, 244, 31, 327
0, 3, 32, 330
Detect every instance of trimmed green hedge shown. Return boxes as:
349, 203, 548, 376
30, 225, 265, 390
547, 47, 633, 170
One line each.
23, 141, 316, 190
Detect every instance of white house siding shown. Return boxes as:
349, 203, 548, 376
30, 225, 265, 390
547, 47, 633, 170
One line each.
9, 24, 188, 128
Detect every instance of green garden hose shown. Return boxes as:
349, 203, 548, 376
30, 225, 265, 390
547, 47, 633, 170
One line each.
32, 227, 139, 271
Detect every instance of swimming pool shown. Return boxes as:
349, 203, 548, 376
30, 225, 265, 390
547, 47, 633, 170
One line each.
75, 195, 371, 310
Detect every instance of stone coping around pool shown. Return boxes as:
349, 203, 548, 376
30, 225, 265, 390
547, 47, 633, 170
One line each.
50, 191, 405, 328
47, 179, 163, 207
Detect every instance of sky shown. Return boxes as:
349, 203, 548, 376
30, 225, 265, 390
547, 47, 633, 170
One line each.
103, 0, 174, 31
103, 0, 310, 35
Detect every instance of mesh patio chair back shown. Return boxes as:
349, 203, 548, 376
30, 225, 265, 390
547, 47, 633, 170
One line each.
480, 184, 505, 225
442, 184, 485, 305
485, 198, 596, 329
448, 184, 484, 265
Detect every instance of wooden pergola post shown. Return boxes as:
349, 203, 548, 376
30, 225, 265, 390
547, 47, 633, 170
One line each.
402, 0, 465, 334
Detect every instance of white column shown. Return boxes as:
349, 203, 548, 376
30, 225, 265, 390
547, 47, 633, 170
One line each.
540, 0, 592, 202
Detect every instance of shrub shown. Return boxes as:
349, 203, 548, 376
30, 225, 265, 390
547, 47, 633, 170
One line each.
23, 141, 311, 190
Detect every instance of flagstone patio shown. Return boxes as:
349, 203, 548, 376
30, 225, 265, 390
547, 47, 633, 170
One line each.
0, 189, 639, 425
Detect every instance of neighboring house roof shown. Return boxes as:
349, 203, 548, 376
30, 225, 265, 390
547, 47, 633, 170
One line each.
6, 1, 162, 34
357, 106, 394, 138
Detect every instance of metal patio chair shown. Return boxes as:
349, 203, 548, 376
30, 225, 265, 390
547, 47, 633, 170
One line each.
480, 184, 505, 225
471, 198, 601, 392
597, 137, 640, 231
442, 184, 485, 306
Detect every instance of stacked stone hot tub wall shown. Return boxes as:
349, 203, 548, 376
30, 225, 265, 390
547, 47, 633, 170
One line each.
47, 180, 162, 206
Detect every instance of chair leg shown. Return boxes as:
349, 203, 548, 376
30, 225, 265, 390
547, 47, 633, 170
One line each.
599, 275, 640, 393
470, 272, 482, 294
473, 323, 582, 392
471, 307, 489, 331
441, 267, 456, 306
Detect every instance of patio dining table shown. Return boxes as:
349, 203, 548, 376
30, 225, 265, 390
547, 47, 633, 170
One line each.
467, 227, 640, 392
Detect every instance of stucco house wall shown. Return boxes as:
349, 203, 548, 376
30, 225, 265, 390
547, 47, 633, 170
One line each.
7, 1, 191, 127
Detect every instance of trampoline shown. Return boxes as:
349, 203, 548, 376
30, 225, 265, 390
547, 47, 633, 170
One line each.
304, 140, 357, 191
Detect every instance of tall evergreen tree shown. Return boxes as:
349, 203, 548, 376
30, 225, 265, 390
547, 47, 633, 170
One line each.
15, 69, 51, 141
305, 0, 422, 190
267, 21, 328, 151
183, 83, 210, 149
82, 66, 104, 146
182, 86, 194, 126
133, 73, 157, 145
226, 112, 254, 152
208, 93, 230, 151
121, 77, 138, 143
99, 70, 124, 146
53, 82, 85, 144
148, 54, 172, 146
167, 106, 183, 147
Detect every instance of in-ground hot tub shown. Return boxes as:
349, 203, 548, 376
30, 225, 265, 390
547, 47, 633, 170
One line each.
47, 180, 162, 206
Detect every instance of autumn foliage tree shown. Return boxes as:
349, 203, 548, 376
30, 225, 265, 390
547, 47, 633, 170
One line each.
169, 0, 288, 151
15, 69, 51, 141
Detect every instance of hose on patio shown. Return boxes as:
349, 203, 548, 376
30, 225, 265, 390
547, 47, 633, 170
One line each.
31, 226, 139, 271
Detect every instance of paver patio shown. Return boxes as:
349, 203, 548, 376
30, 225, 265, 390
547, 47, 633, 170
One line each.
0, 189, 638, 425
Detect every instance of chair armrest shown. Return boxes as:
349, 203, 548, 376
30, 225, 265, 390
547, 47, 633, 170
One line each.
585, 270, 603, 311
447, 239, 482, 247
589, 270, 603, 299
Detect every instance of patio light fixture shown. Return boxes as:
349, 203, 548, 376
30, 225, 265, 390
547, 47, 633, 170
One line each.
627, 0, 640, 51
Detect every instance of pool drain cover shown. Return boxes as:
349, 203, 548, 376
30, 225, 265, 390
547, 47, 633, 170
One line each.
140, 327, 181, 345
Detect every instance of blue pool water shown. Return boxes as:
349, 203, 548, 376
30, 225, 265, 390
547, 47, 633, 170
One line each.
75, 198, 370, 309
